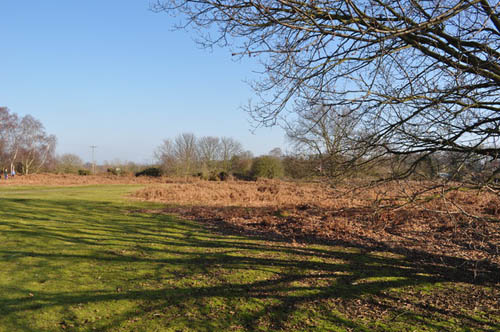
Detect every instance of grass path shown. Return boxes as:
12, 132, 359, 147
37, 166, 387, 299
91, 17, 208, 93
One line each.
0, 185, 498, 331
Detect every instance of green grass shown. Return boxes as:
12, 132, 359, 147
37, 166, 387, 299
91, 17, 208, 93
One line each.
0, 185, 498, 331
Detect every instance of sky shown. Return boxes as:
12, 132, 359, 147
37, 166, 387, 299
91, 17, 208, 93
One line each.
0, 1, 286, 164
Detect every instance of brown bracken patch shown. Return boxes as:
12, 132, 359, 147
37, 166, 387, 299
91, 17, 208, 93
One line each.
0, 173, 176, 186
131, 178, 500, 282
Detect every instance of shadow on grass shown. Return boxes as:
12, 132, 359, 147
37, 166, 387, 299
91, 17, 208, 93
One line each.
0, 196, 498, 331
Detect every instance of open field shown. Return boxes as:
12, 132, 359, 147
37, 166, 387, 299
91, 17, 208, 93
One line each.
0, 177, 499, 331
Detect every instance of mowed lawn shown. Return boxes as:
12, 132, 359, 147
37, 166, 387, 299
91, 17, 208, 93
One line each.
0, 185, 498, 332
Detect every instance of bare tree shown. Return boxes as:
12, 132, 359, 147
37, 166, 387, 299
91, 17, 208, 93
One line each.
230, 150, 254, 176
0, 109, 56, 174
154, 0, 500, 184
0, 107, 14, 151
220, 137, 243, 171
269, 147, 283, 158
156, 133, 199, 175
174, 133, 198, 175
198, 136, 222, 172
0, 107, 19, 172
17, 115, 57, 174
286, 105, 362, 178
156, 134, 245, 176
56, 153, 84, 174
155, 138, 177, 174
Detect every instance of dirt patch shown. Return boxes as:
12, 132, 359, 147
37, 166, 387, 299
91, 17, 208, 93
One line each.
131, 179, 500, 281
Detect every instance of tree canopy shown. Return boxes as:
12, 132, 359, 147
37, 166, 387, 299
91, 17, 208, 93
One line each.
155, 0, 500, 182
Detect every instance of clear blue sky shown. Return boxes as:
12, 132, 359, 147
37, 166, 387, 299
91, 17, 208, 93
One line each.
0, 1, 285, 163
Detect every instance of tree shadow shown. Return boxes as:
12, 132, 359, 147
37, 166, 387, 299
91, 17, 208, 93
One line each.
0, 197, 498, 331
163, 204, 500, 285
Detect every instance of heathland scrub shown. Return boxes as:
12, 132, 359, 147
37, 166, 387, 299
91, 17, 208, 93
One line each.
0, 185, 498, 331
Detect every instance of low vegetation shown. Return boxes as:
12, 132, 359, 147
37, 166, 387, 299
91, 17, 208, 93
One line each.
132, 179, 500, 270
135, 167, 163, 177
0, 175, 498, 331
0, 173, 166, 186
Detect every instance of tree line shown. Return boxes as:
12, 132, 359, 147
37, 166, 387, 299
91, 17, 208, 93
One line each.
155, 133, 245, 176
156, 133, 274, 179
2, 105, 493, 182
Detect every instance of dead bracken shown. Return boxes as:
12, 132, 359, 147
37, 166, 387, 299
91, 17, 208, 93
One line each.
131, 178, 500, 280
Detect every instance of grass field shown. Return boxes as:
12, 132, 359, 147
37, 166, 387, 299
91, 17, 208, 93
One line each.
0, 184, 498, 331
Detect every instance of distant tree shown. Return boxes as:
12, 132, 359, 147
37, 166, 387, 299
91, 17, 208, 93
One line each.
269, 147, 283, 159
220, 137, 243, 172
101, 158, 142, 175
17, 115, 57, 175
0, 108, 56, 174
251, 156, 284, 179
286, 105, 361, 179
0, 107, 20, 172
56, 154, 83, 174
156, 133, 198, 175
155, 138, 177, 175
174, 133, 198, 175
123, 161, 143, 174
230, 150, 254, 177
198, 136, 222, 173
156, 134, 246, 176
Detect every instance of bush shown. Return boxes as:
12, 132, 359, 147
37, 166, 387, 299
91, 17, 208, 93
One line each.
107, 168, 122, 175
233, 173, 256, 181
135, 167, 162, 177
208, 172, 219, 181
251, 156, 284, 179
78, 169, 90, 176
218, 171, 229, 181
205, 171, 232, 181
195, 172, 209, 180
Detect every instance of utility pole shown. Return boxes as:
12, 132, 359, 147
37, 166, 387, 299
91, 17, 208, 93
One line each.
90, 145, 97, 175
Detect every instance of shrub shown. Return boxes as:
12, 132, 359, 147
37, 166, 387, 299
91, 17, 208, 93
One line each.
233, 173, 256, 181
78, 169, 90, 176
251, 156, 284, 179
195, 172, 209, 180
135, 167, 162, 177
107, 168, 122, 175
218, 171, 229, 181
